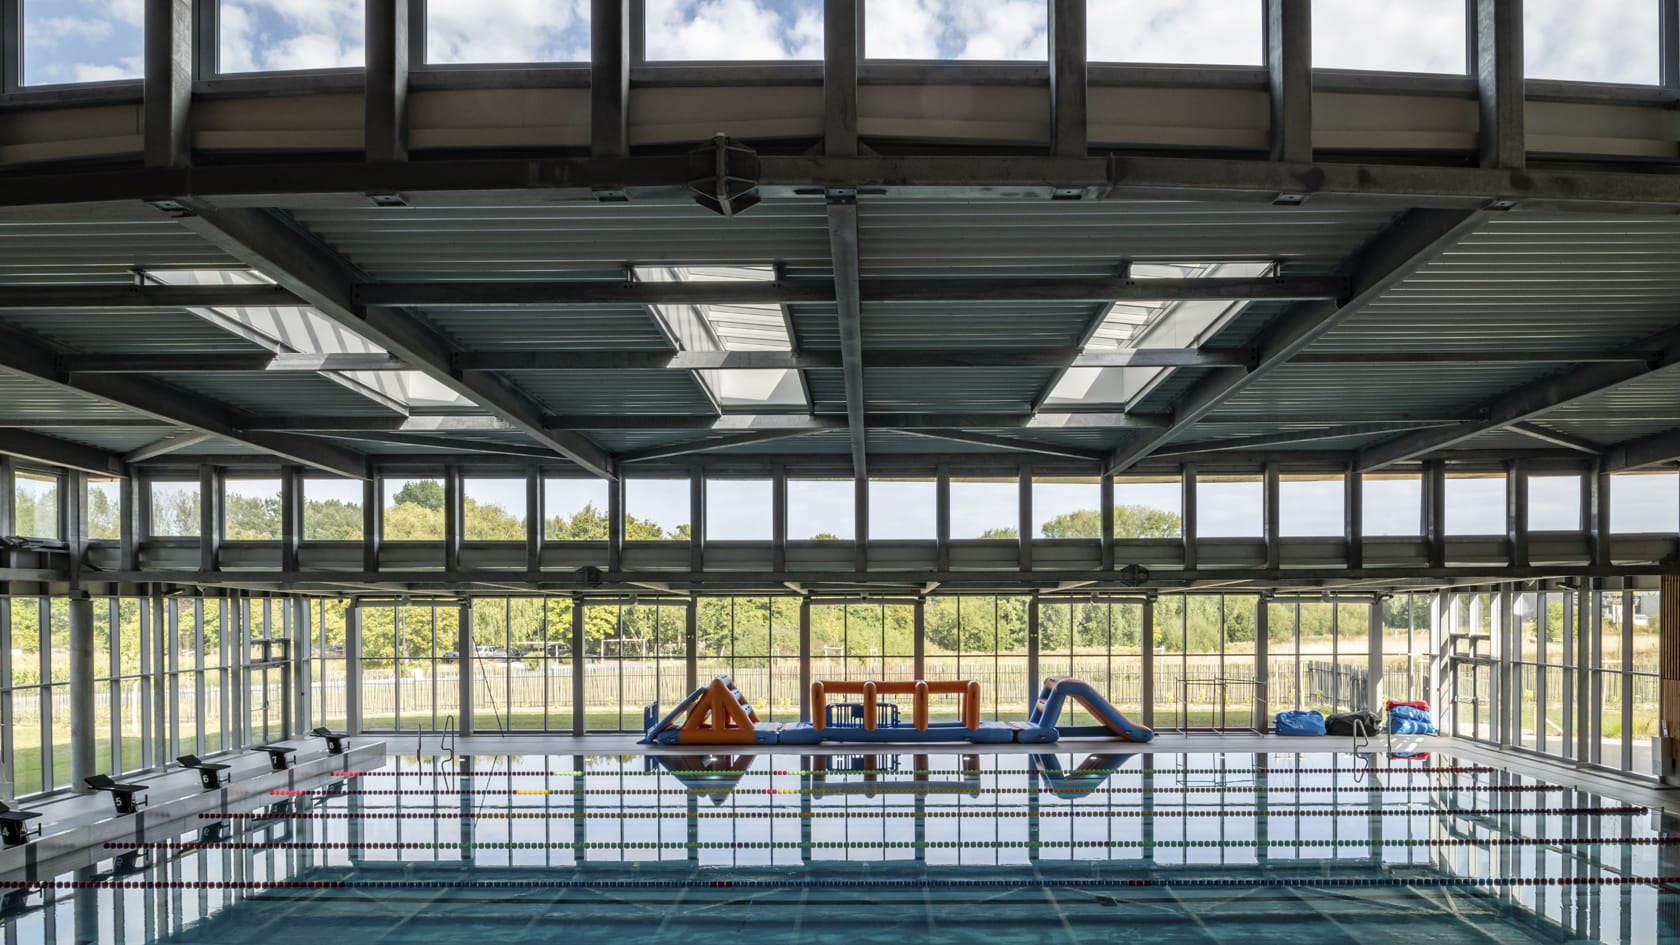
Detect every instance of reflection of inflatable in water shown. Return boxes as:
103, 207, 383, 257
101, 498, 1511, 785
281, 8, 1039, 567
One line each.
1030, 753, 1138, 799
640, 675, 1155, 746
646, 753, 756, 804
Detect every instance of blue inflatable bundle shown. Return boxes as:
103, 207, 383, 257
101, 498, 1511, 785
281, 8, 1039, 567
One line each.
1388, 705, 1437, 735
1274, 710, 1326, 736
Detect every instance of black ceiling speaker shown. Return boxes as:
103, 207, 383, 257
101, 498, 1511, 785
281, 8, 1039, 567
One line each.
689, 134, 762, 218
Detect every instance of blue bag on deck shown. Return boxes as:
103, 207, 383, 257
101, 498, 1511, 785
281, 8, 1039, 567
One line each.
1387, 705, 1438, 735
1274, 710, 1326, 736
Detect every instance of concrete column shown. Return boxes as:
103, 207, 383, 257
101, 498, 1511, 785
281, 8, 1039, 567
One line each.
1026, 596, 1041, 711
346, 606, 363, 736
1367, 599, 1384, 712
1140, 596, 1154, 728
458, 603, 474, 735
571, 598, 585, 736
69, 594, 96, 789
1660, 575, 1680, 781
799, 598, 812, 722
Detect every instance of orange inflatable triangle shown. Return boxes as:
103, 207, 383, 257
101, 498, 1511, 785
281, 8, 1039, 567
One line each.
677, 679, 758, 744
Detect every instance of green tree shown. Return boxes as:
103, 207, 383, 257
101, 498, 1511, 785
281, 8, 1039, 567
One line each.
978, 526, 1019, 540
393, 479, 445, 512
1038, 504, 1182, 540
304, 498, 363, 540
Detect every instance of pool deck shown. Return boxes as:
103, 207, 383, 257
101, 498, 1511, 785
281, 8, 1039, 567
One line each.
0, 736, 386, 881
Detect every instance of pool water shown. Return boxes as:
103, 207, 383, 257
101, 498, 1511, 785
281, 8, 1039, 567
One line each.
4, 750, 1678, 943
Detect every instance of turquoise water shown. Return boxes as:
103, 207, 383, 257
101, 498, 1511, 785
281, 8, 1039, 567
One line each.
3, 750, 1677, 943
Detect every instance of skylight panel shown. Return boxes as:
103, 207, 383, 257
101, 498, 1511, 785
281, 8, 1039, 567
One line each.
633, 265, 804, 409
1043, 260, 1275, 408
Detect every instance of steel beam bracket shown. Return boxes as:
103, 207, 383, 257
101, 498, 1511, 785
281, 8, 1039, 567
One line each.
689, 134, 761, 217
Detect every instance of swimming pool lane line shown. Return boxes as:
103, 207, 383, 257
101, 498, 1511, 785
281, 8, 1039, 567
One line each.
103, 835, 1680, 852
199, 804, 1649, 820
271, 783, 1576, 798
6, 875, 1679, 893
332, 765, 1496, 778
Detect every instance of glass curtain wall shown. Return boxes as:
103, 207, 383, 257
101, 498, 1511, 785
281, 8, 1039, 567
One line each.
921, 596, 1030, 721
359, 602, 461, 733
472, 598, 575, 732
582, 599, 687, 732
1154, 594, 1262, 732
697, 596, 801, 723
1036, 599, 1147, 728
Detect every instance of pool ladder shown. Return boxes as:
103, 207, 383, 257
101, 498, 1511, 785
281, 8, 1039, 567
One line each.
416, 714, 458, 759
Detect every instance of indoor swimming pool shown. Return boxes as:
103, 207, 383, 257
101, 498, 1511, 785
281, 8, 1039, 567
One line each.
2, 750, 1676, 944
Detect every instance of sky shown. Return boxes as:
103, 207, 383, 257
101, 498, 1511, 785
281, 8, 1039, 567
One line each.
12, 468, 1680, 541
242, 469, 1680, 543
15, 0, 1666, 84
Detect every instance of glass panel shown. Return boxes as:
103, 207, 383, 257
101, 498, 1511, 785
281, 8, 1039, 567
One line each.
383, 477, 444, 541
646, 0, 822, 61
224, 478, 281, 540
1088, 0, 1261, 65
13, 471, 58, 539
1445, 472, 1504, 535
217, 0, 367, 74
1525, 0, 1660, 85
148, 480, 201, 537
1196, 477, 1261, 537
21, 0, 144, 86
1278, 475, 1342, 537
1113, 479, 1181, 537
625, 477, 691, 540
788, 478, 854, 539
85, 478, 122, 540
582, 602, 685, 732
1527, 474, 1581, 531
705, 479, 772, 540
1362, 474, 1421, 536
1312, 0, 1466, 74
866, 0, 1047, 60
544, 478, 609, 540
303, 477, 363, 540
1610, 471, 1679, 533
868, 480, 936, 539
1031, 478, 1100, 538
462, 477, 527, 540
426, 0, 590, 64
950, 478, 1017, 539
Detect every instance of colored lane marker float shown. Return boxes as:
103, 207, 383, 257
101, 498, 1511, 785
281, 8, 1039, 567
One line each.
330, 765, 1497, 778
106, 836, 1680, 852
10, 876, 1672, 892
201, 804, 1649, 820
273, 783, 1575, 798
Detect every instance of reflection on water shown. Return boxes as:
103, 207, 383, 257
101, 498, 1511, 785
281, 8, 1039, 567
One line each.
1, 750, 1677, 944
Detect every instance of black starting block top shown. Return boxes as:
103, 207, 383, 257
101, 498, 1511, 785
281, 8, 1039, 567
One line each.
310, 727, 349, 753
250, 745, 297, 770
176, 754, 230, 772
0, 804, 41, 846
84, 774, 148, 814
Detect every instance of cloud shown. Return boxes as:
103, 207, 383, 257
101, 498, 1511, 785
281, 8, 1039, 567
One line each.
72, 57, 144, 83
426, 0, 591, 64
218, 0, 365, 73
645, 0, 822, 61
1525, 0, 1659, 84
25, 15, 114, 46
866, 0, 1046, 60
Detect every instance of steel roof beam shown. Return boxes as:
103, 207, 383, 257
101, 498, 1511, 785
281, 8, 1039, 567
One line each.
357, 275, 1342, 307
1508, 422, 1600, 455
0, 429, 126, 477
1102, 207, 1488, 476
618, 430, 825, 463
827, 197, 868, 478
1603, 427, 1680, 473
11, 154, 1680, 208
124, 431, 213, 463
1153, 421, 1460, 458
173, 204, 617, 479
895, 429, 1108, 462
0, 325, 367, 478
1359, 321, 1680, 471
54, 347, 1656, 376
0, 284, 302, 310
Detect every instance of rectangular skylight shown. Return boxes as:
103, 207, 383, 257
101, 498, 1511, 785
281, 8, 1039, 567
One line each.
634, 265, 806, 409
1044, 260, 1274, 408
